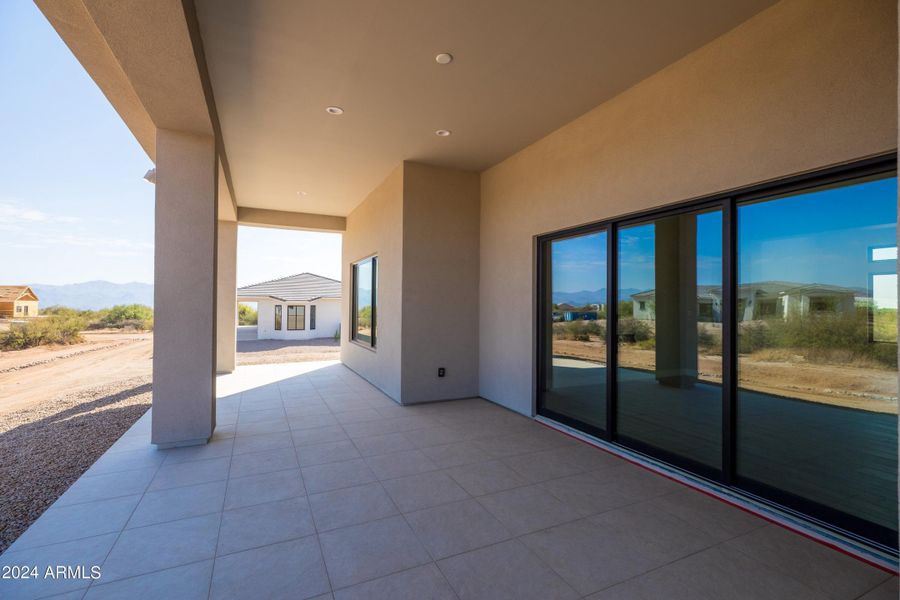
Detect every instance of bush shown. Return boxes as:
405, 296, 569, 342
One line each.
554, 320, 605, 342
87, 304, 154, 330
0, 315, 86, 350
238, 304, 258, 325
617, 318, 652, 342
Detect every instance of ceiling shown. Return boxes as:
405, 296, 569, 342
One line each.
194, 0, 775, 216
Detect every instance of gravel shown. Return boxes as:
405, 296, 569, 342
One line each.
0, 376, 151, 553
236, 338, 340, 365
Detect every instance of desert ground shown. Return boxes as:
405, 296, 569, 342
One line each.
553, 338, 898, 414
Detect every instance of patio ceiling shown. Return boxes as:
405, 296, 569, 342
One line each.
194, 0, 776, 216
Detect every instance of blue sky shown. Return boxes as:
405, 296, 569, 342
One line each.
0, 1, 340, 287
552, 177, 897, 297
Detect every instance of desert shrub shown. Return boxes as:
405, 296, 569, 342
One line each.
697, 326, 721, 353
617, 318, 652, 342
238, 303, 258, 325
89, 304, 154, 330
0, 315, 86, 350
554, 320, 605, 342
738, 321, 771, 354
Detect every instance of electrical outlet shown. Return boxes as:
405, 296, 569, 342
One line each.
438, 367, 446, 377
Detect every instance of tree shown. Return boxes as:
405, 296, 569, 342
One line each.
238, 303, 258, 325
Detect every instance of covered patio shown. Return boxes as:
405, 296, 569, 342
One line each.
1, 362, 895, 599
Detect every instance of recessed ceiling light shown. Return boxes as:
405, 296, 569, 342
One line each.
435, 53, 453, 65
435, 129, 452, 137
296, 191, 307, 196
325, 106, 344, 115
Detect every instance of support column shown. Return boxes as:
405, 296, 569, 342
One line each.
152, 129, 217, 448
216, 220, 237, 373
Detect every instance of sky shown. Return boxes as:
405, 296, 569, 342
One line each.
0, 1, 340, 287
551, 177, 898, 301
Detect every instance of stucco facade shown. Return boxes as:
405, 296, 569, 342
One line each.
255, 298, 341, 341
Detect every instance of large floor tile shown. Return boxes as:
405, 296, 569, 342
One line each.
640, 488, 767, 542
12, 495, 140, 549
333, 564, 456, 600
586, 544, 820, 600
0, 533, 117, 599
232, 430, 294, 455
217, 496, 315, 555
55, 467, 156, 506
444, 460, 528, 496
352, 433, 416, 457
148, 456, 229, 491
163, 438, 234, 465
228, 446, 299, 479
292, 425, 350, 447
101, 513, 220, 582
859, 577, 900, 600
302, 458, 376, 494
437, 539, 578, 600
296, 440, 361, 467
319, 516, 430, 589
476, 483, 583, 535
127, 480, 226, 528
420, 442, 490, 468
380, 470, 470, 513
365, 450, 438, 480
224, 468, 305, 510
725, 525, 892, 600
405, 498, 512, 559
84, 447, 167, 476
85, 560, 213, 600
211, 537, 330, 600
308, 482, 398, 532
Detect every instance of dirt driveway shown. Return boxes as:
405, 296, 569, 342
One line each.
0, 331, 153, 417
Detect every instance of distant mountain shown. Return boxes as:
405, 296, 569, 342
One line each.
30, 281, 154, 310
552, 288, 642, 306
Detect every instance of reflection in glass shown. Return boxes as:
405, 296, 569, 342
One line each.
542, 231, 608, 430
354, 257, 375, 345
736, 176, 898, 539
616, 210, 723, 471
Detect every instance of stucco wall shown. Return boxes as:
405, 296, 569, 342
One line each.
13, 301, 39, 317
401, 162, 480, 402
256, 298, 341, 340
341, 166, 404, 400
479, 0, 898, 415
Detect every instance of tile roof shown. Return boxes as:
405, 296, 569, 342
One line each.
237, 273, 341, 302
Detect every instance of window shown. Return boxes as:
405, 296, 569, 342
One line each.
287, 305, 305, 330
352, 256, 377, 346
274, 305, 282, 330
537, 158, 898, 549
15, 305, 21, 313
310, 305, 317, 330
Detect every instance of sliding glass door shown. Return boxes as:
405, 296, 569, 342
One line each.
616, 209, 723, 475
735, 175, 898, 545
536, 157, 898, 549
539, 230, 608, 433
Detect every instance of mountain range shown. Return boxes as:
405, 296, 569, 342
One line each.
30, 281, 154, 310
552, 288, 641, 306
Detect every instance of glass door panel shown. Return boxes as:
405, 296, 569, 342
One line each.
540, 230, 608, 431
616, 209, 723, 473
736, 175, 898, 544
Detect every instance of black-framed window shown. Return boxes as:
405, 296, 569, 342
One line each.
287, 305, 305, 330
352, 256, 377, 347
310, 305, 317, 330
274, 305, 282, 330
536, 155, 898, 550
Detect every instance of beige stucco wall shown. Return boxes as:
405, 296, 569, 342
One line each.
341, 165, 404, 401
402, 162, 480, 402
479, 0, 898, 415
216, 220, 237, 373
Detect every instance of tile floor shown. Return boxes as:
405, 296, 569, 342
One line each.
1, 361, 896, 599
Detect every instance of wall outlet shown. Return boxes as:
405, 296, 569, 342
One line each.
438, 367, 446, 377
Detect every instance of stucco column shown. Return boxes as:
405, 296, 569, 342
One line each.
216, 220, 237, 373
152, 129, 218, 448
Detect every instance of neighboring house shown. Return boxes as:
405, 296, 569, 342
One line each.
0, 286, 39, 318
237, 273, 341, 340
630, 281, 860, 322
